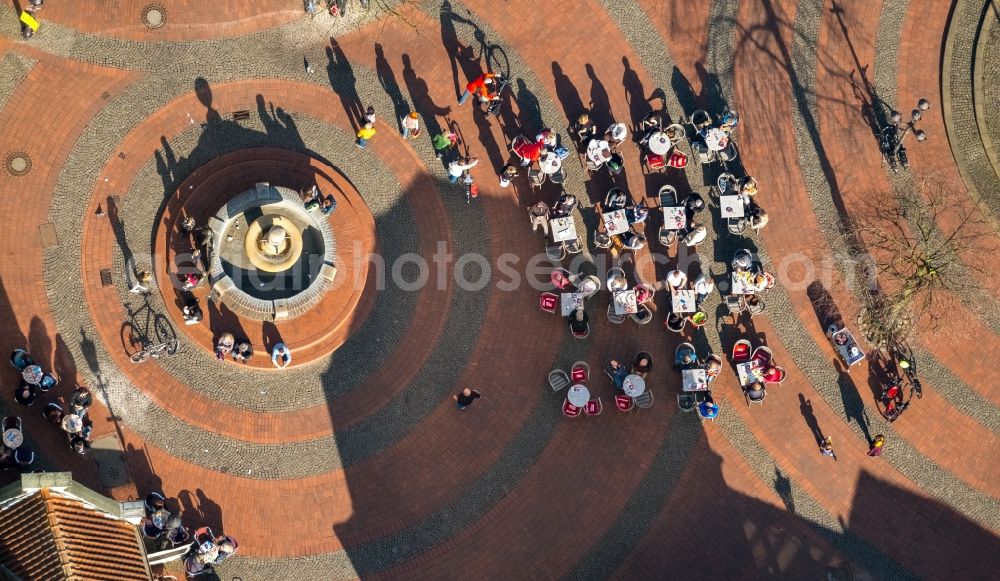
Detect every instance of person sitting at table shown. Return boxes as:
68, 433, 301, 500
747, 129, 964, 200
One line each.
552, 193, 578, 217
181, 271, 202, 290
571, 114, 599, 144
692, 273, 715, 308
551, 269, 573, 290
666, 269, 688, 290
684, 193, 705, 215
739, 176, 759, 206
746, 381, 766, 400
682, 224, 707, 247
607, 359, 629, 390
704, 357, 722, 380
182, 298, 203, 325
514, 138, 545, 167
14, 381, 36, 406
527, 201, 551, 236
605, 123, 628, 149
620, 231, 646, 251
762, 366, 782, 383
634, 285, 654, 304
567, 308, 589, 335
586, 139, 613, 167
536, 128, 557, 147
674, 346, 699, 370
748, 206, 769, 230
43, 402, 64, 425
215, 333, 235, 361
631, 354, 652, 378
750, 273, 769, 292
719, 110, 740, 134
698, 396, 720, 419
232, 341, 254, 364
271, 343, 292, 369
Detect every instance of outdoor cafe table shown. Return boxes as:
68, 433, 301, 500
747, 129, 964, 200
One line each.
567, 384, 590, 407
613, 290, 638, 315
719, 194, 745, 218
21, 365, 43, 385
672, 290, 697, 313
737, 361, 763, 387
647, 131, 672, 155
704, 127, 728, 151
539, 152, 562, 174
602, 210, 630, 235
731, 272, 756, 295
550, 217, 578, 242
560, 292, 585, 316
3, 427, 23, 449
682, 369, 708, 392
622, 374, 646, 397
661, 206, 686, 230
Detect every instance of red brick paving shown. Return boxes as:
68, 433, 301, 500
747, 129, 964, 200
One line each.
0, 0, 998, 576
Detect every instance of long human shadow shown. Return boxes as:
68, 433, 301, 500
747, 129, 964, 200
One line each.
327, 41, 366, 132
799, 392, 825, 443
440, 0, 492, 99
552, 61, 585, 128
401, 53, 451, 142
585, 63, 613, 129
375, 43, 411, 127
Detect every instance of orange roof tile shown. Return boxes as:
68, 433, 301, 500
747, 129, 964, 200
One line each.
0, 489, 151, 581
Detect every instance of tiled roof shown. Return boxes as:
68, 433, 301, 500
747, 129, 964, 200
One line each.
0, 489, 151, 581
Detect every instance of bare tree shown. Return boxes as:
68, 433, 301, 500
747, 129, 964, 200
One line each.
851, 176, 993, 349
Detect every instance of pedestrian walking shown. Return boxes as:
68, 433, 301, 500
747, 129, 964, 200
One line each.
867, 434, 886, 457
400, 112, 421, 139
432, 130, 457, 159
363, 105, 376, 125
498, 164, 518, 188
453, 388, 482, 410
819, 436, 837, 461
356, 122, 376, 149
129, 271, 152, 294
448, 156, 479, 183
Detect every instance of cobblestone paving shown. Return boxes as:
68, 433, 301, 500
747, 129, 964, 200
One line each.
0, 0, 998, 579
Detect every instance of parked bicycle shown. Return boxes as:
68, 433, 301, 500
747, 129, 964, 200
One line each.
123, 298, 179, 364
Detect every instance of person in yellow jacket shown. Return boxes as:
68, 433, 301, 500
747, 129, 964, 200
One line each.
356, 123, 376, 149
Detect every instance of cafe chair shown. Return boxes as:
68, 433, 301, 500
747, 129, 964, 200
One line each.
725, 295, 746, 322
732, 339, 752, 363
704, 354, 724, 383
751, 346, 774, 368
715, 172, 738, 197
630, 304, 653, 325
690, 110, 713, 131
594, 230, 612, 249
13, 447, 34, 468
551, 268, 574, 290
642, 152, 666, 173
539, 292, 558, 313
677, 393, 697, 412
606, 267, 628, 292
614, 394, 634, 412
658, 227, 677, 248
633, 391, 654, 410
144, 492, 166, 513
664, 313, 685, 333
744, 384, 767, 407
38, 372, 58, 393
727, 217, 748, 236
664, 123, 687, 145
607, 304, 626, 324
674, 342, 698, 369
565, 239, 583, 255
2, 416, 22, 435
584, 398, 603, 416
764, 365, 786, 385
605, 187, 629, 210
746, 295, 766, 317
9, 349, 32, 371
550, 167, 566, 184
167, 525, 190, 547
732, 249, 753, 271
527, 167, 546, 190
548, 369, 571, 393
691, 140, 714, 165
142, 518, 164, 539
658, 184, 678, 207
718, 141, 739, 164
571, 322, 591, 339
571, 362, 590, 383
546, 243, 567, 262
562, 399, 582, 417
575, 275, 601, 299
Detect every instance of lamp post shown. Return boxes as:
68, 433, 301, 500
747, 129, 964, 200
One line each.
890, 98, 930, 160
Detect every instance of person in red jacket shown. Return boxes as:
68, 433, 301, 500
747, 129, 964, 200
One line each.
459, 72, 498, 105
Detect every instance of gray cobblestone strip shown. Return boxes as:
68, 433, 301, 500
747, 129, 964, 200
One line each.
943, 0, 1000, 228
575, 1, 912, 578
0, 52, 34, 112
787, 0, 1000, 531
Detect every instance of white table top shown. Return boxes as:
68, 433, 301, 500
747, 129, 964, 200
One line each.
737, 361, 762, 387
567, 384, 590, 407
682, 369, 708, 392
550, 217, 578, 242
672, 290, 697, 313
622, 374, 646, 397
647, 132, 672, 155
602, 210, 630, 235
661, 206, 686, 230
613, 290, 638, 315
731, 272, 756, 295
586, 139, 611, 165
3, 428, 23, 449
560, 292, 585, 316
705, 128, 728, 151
539, 153, 562, 174
22, 365, 42, 384
719, 194, 745, 218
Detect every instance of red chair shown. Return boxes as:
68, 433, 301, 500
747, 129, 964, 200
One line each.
643, 153, 665, 172
614, 394, 634, 412
551, 268, 574, 290
732, 339, 751, 362
539, 292, 558, 313
563, 399, 582, 417
667, 150, 688, 168
584, 398, 602, 416
763, 365, 785, 384
751, 346, 773, 368
570, 361, 590, 383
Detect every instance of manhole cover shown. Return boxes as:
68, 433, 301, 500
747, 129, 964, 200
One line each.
141, 5, 166, 29
6, 152, 30, 176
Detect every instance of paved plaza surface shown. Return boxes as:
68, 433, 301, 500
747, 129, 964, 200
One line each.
0, 1, 998, 579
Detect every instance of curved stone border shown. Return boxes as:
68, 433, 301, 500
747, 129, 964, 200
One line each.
943, 0, 1000, 230
204, 183, 338, 321
975, 5, 1000, 187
